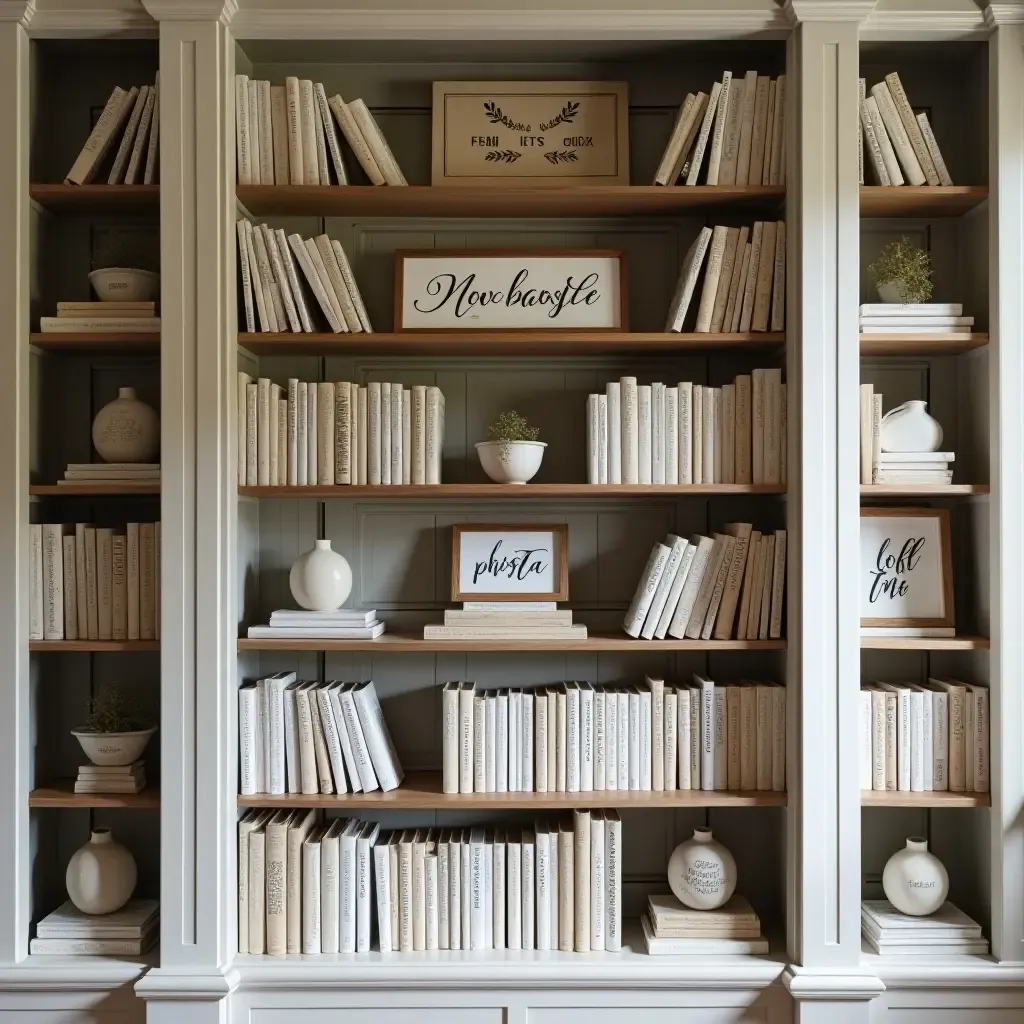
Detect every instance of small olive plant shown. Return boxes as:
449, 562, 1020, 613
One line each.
868, 236, 933, 304
486, 410, 540, 461
82, 686, 149, 733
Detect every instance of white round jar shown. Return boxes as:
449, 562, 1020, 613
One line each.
289, 539, 353, 611
879, 400, 943, 453
882, 837, 949, 916
92, 387, 160, 463
667, 826, 737, 910
66, 828, 138, 915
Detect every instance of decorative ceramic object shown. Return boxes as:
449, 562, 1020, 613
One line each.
882, 837, 949, 916
92, 387, 159, 463
66, 829, 138, 915
667, 827, 737, 910
876, 280, 909, 304
476, 440, 547, 485
88, 267, 160, 303
880, 400, 943, 453
72, 726, 157, 767
289, 539, 353, 611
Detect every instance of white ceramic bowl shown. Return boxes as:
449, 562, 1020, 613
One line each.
475, 440, 546, 484
88, 267, 160, 303
72, 727, 157, 766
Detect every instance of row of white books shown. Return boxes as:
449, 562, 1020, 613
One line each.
859, 302, 972, 335
75, 759, 147, 795
239, 675, 404, 796
643, 893, 768, 955
236, 76, 406, 187
586, 370, 786, 486
64, 78, 160, 186
862, 900, 987, 956
625, 526, 786, 642
31, 899, 159, 956
40, 301, 160, 335
29, 521, 160, 641
859, 679, 989, 793
442, 676, 786, 795
237, 221, 373, 334
666, 221, 785, 334
858, 384, 953, 485
858, 73, 953, 187
239, 811, 622, 956
653, 72, 786, 187
236, 375, 446, 487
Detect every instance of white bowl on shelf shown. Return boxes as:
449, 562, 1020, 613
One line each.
475, 440, 546, 484
71, 726, 157, 766
88, 267, 160, 303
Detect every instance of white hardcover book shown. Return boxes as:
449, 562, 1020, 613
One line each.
535, 823, 552, 950
604, 811, 622, 951
314, 684, 346, 794
565, 682, 580, 793
469, 828, 487, 950
348, 98, 407, 185
268, 84, 290, 185
573, 810, 591, 952
637, 385, 653, 484
437, 831, 450, 950
695, 225, 730, 333
235, 75, 252, 184
706, 72, 733, 185
930, 688, 949, 791
380, 383, 393, 486
282, 682, 301, 794
390, 383, 404, 485
588, 812, 606, 951
739, 220, 764, 332
483, 691, 497, 793
694, 674, 715, 791
591, 689, 605, 792
374, 835, 394, 953
108, 85, 149, 184
637, 686, 653, 792
664, 385, 679, 484
397, 832, 414, 951
247, 79, 261, 184
275, 229, 314, 333
860, 688, 873, 790
865, 95, 904, 186
238, 683, 260, 795
326, 94, 384, 186
909, 688, 925, 792
712, 685, 728, 790
641, 534, 688, 640
442, 681, 460, 794
256, 377, 271, 486
288, 233, 344, 332
882, 683, 912, 791
256, 80, 275, 185
424, 851, 439, 951
620, 376, 640, 484
644, 675, 665, 792
473, 693, 487, 793
294, 684, 319, 795
506, 832, 522, 950
667, 534, 713, 639
263, 227, 300, 333
617, 690, 630, 792
448, 831, 462, 950
623, 541, 670, 637
306, 380, 318, 484
522, 691, 536, 793
916, 111, 953, 186
651, 383, 664, 484
319, 819, 342, 953
603, 689, 618, 792
883, 72, 936, 184
860, 96, 891, 185
295, 383, 308, 486
685, 81, 722, 185
665, 227, 713, 332
403, 389, 412, 484
352, 680, 403, 792
521, 829, 536, 951
627, 687, 641, 791
458, 682, 475, 794
677, 381, 693, 484
554, 688, 567, 792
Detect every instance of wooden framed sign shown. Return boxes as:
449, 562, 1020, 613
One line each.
452, 524, 569, 602
432, 80, 629, 186
395, 249, 627, 331
860, 507, 955, 630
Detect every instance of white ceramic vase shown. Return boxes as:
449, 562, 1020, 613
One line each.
66, 828, 137, 915
880, 400, 943, 453
667, 827, 737, 910
71, 726, 157, 767
475, 440, 546, 484
92, 387, 160, 463
289, 539, 353, 611
882, 837, 949, 916
88, 267, 160, 303
876, 280, 911, 304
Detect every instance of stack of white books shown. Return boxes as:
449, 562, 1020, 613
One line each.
31, 898, 159, 956
441, 675, 785, 796
238, 675, 403, 796
860, 679, 988, 794
235, 76, 406, 187
237, 375, 446, 487
75, 759, 147, 795
64, 79, 159, 185
859, 303, 973, 335
246, 609, 385, 640
653, 71, 785, 187
642, 893, 769, 954
859, 384, 953, 485
60, 463, 161, 484
424, 603, 585, 641
41, 302, 159, 334
862, 900, 988, 956
587, 370, 786, 486
625, 526, 786, 641
858, 72, 952, 186
665, 221, 786, 334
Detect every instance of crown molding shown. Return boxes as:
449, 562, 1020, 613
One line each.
141, 0, 235, 22
986, 3, 1024, 26
17, 1, 156, 36
861, 5, 989, 37
0, 1, 33, 27
0, 957, 151, 992
784, 0, 877, 22
135, 965, 239, 1001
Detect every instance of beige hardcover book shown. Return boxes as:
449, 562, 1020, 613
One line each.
746, 532, 768, 639
728, 242, 751, 333
235, 75, 252, 185
327, 95, 385, 185
751, 368, 766, 484
916, 112, 953, 186
330, 240, 373, 333
250, 225, 280, 331
761, 80, 776, 185
755, 683, 773, 790
771, 685, 786, 791
739, 221, 764, 332
668, 92, 709, 184
299, 237, 346, 331
721, 226, 750, 333
65, 86, 132, 184
706, 72, 733, 185
653, 93, 696, 185
83, 526, 98, 639
62, 535, 78, 640
139, 523, 156, 640
769, 221, 786, 332
718, 75, 746, 186
734, 374, 752, 484
685, 80, 723, 186
735, 530, 761, 640
316, 382, 335, 485
313, 235, 359, 331
258, 80, 275, 185
558, 821, 575, 951
245, 383, 258, 485
349, 99, 407, 185
710, 227, 741, 333
722, 383, 735, 483
263, 226, 300, 333
265, 810, 292, 956
726, 685, 741, 789
573, 810, 591, 951
75, 523, 89, 639
312, 85, 331, 187
298, 80, 320, 185
859, 95, 891, 185
871, 393, 882, 482
768, 75, 786, 186
645, 676, 666, 791
884, 72, 938, 185
700, 535, 736, 640
334, 382, 352, 485
108, 86, 147, 184
125, 85, 156, 185
871, 81, 924, 184
734, 71, 758, 186
695, 225, 730, 333
859, 383, 874, 485
242, 223, 268, 333
779, 382, 787, 487
268, 383, 280, 484
739, 684, 757, 789
692, 385, 703, 484
685, 534, 729, 639
764, 368, 782, 484
143, 72, 160, 185
703, 385, 717, 484
238, 810, 272, 953
751, 220, 778, 332
109, 532, 124, 641
256, 377, 271, 486
868, 687, 886, 790
883, 690, 897, 790
314, 83, 348, 185
858, 78, 866, 185
285, 77, 304, 184
756, 533, 775, 640
929, 678, 966, 791
286, 809, 318, 953
270, 85, 290, 184
747, 75, 771, 186
865, 94, 905, 186
769, 529, 787, 639
247, 819, 267, 953
95, 527, 113, 639
247, 79, 262, 184
714, 522, 753, 640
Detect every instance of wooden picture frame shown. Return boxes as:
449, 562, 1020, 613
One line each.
860, 507, 955, 629
452, 523, 569, 602
394, 249, 628, 332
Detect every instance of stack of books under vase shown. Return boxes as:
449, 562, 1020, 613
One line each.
424, 603, 586, 641
246, 608, 385, 640
641, 894, 769, 954
31, 899, 159, 956
40, 301, 160, 334
75, 759, 147, 795
60, 463, 160, 487
862, 900, 988, 956
859, 303, 974, 337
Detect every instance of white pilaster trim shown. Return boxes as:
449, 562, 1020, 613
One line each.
0, 960, 150, 992
782, 967, 887, 1001
135, 965, 238, 1001
142, 0, 235, 24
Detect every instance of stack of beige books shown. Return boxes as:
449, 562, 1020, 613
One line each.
31, 898, 159, 956
75, 760, 146, 795
423, 602, 587, 641
641, 893, 769, 954
862, 900, 988, 956
40, 301, 159, 333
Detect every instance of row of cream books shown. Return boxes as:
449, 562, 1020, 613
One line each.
586, 370, 786, 486
40, 301, 160, 335
238, 810, 622, 956
666, 221, 785, 334
64, 79, 160, 186
443, 676, 785, 795
31, 899, 159, 956
653, 72, 785, 187
643, 894, 768, 955
858, 384, 953, 485
858, 72, 953, 187
859, 679, 989, 793
235, 76, 406, 187
237, 221, 373, 334
239, 675, 403, 796
625, 526, 786, 642
861, 900, 987, 956
237, 376, 446, 487
29, 522, 160, 641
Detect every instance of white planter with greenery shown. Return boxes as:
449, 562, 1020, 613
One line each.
71, 687, 157, 767
476, 411, 546, 484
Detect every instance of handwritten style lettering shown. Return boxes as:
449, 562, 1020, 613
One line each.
869, 536, 926, 604
472, 540, 550, 585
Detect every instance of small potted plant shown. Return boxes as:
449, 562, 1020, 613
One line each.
88, 231, 160, 303
868, 236, 933, 304
71, 686, 157, 766
475, 410, 546, 484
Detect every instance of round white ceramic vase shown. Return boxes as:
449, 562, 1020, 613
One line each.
880, 400, 943, 453
667, 827, 737, 910
882, 837, 949, 916
92, 387, 160, 463
66, 828, 137, 915
289, 539, 353, 611
475, 440, 546, 484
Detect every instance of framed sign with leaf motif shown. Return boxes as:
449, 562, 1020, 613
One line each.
431, 80, 629, 186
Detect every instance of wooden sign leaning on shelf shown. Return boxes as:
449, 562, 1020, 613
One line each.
452, 524, 569, 602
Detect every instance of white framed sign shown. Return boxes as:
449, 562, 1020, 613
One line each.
452, 524, 569, 602
395, 249, 627, 331
860, 508, 954, 629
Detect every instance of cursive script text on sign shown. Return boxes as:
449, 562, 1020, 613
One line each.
472, 540, 550, 585
869, 536, 926, 604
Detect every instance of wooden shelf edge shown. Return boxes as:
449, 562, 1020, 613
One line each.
860, 333, 988, 356
30, 332, 160, 352
30, 782, 160, 809
29, 184, 160, 212
239, 483, 786, 499
861, 791, 989, 808
859, 185, 989, 217
29, 640, 160, 652
859, 635, 989, 651
30, 484, 161, 496
861, 484, 990, 496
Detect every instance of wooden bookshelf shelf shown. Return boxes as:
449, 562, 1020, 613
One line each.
236, 184, 786, 219
238, 331, 785, 357
861, 790, 990, 808
861, 484, 990, 497
859, 185, 989, 218
30, 331, 160, 354
238, 770, 786, 810
30, 781, 159, 809
239, 483, 786, 500
860, 333, 988, 356
238, 632, 785, 653
30, 483, 160, 496
29, 184, 160, 213
859, 635, 989, 651
29, 640, 159, 652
